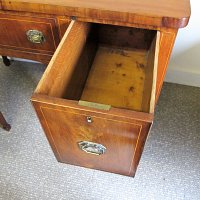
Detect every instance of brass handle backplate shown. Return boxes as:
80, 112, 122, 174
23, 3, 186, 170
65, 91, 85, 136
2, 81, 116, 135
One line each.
26, 30, 45, 44
78, 141, 106, 156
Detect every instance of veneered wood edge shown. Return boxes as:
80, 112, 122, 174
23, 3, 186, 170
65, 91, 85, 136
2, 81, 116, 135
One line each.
162, 16, 190, 29
31, 100, 63, 162
35, 20, 91, 97
141, 31, 160, 113
0, 47, 52, 64
1, 1, 191, 29
34, 20, 75, 93
155, 29, 178, 103
31, 94, 154, 123
149, 31, 160, 113
128, 122, 152, 177
0, 9, 59, 18
56, 16, 71, 38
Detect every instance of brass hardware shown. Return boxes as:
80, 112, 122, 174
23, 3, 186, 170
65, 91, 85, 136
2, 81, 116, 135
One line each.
86, 116, 92, 123
78, 141, 106, 156
26, 30, 45, 44
78, 100, 111, 110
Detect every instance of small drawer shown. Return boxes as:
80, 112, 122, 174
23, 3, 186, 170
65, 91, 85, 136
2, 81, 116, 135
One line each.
0, 13, 60, 54
31, 20, 160, 176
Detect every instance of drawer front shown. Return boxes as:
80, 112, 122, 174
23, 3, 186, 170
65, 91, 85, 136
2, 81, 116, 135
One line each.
0, 13, 60, 54
32, 99, 152, 176
31, 20, 158, 176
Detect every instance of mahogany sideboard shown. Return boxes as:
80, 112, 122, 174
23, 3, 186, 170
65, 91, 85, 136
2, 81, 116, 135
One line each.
0, 0, 191, 177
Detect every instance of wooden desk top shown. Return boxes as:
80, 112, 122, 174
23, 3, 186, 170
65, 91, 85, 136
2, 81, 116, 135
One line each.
1, 0, 191, 28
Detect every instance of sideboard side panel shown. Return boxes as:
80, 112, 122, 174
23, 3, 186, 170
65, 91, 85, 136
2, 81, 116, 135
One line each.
156, 29, 178, 102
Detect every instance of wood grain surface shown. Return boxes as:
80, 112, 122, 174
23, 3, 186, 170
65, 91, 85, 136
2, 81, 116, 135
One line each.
1, 0, 191, 28
155, 28, 178, 102
35, 20, 91, 96
0, 0, 191, 178
57, 16, 71, 38
35, 21, 159, 113
81, 46, 148, 112
142, 31, 160, 113
0, 12, 60, 53
31, 95, 153, 176
0, 47, 52, 64
31, 20, 157, 176
0, 11, 65, 63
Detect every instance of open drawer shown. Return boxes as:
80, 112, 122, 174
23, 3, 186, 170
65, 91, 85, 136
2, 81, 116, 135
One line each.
31, 20, 160, 176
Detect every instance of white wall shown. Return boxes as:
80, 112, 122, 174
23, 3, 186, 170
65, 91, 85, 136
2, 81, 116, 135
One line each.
165, 0, 200, 87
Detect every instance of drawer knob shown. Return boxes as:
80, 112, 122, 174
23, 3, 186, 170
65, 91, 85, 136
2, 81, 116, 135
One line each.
86, 116, 92, 123
26, 30, 45, 44
78, 141, 106, 156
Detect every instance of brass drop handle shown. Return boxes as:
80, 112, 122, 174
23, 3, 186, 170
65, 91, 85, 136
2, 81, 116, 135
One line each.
26, 30, 45, 44
78, 141, 106, 156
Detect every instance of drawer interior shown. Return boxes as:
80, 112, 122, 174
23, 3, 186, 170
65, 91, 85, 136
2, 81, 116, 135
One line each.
35, 21, 160, 113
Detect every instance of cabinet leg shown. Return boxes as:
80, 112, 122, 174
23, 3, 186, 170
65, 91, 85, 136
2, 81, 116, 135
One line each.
2, 56, 11, 66
0, 112, 11, 131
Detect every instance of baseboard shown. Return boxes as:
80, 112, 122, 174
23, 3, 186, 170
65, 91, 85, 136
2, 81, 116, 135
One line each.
165, 68, 200, 88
